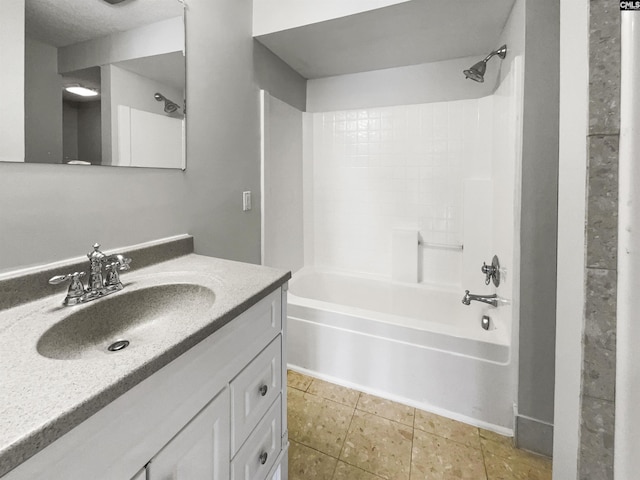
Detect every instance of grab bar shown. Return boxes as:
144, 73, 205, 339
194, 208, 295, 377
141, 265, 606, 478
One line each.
418, 240, 464, 250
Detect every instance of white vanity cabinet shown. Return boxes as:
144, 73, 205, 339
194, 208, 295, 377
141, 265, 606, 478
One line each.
2, 286, 288, 480
147, 388, 230, 480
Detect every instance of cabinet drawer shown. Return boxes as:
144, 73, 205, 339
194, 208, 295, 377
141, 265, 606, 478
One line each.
231, 396, 282, 480
233, 289, 282, 349
231, 336, 282, 454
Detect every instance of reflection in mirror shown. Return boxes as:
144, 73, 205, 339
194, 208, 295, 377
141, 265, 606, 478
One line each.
62, 67, 102, 165
14, 0, 186, 169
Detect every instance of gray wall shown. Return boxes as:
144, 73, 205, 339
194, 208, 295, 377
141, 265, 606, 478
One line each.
0, 0, 281, 272
77, 102, 102, 165
58, 17, 183, 74
262, 93, 304, 272
62, 102, 79, 161
516, 0, 560, 456
253, 40, 307, 111
24, 37, 62, 164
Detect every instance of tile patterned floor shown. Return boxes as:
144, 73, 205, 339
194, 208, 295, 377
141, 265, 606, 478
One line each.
287, 370, 552, 480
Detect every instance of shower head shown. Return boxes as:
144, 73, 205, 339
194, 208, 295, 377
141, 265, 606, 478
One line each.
154, 92, 181, 114
463, 61, 487, 83
463, 44, 507, 83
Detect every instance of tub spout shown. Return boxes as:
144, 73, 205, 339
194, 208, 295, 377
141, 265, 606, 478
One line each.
462, 290, 498, 307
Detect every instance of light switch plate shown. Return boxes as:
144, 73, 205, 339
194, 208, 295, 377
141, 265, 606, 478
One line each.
243, 191, 252, 211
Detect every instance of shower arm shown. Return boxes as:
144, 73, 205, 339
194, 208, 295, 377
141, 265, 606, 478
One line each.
482, 45, 508, 63
483, 51, 499, 63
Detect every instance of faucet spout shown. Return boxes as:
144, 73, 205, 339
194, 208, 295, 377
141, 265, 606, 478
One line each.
462, 290, 498, 307
49, 243, 132, 306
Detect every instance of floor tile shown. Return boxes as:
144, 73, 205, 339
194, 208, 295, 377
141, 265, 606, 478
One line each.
484, 452, 552, 480
356, 392, 415, 426
340, 410, 413, 480
479, 428, 514, 447
287, 369, 314, 391
308, 378, 360, 407
288, 388, 355, 458
288, 384, 305, 411
480, 436, 552, 471
414, 409, 481, 448
332, 461, 384, 480
288, 440, 338, 480
287, 376, 553, 479
411, 428, 487, 480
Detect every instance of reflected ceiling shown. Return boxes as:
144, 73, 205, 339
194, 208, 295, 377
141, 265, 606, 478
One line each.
26, 0, 182, 47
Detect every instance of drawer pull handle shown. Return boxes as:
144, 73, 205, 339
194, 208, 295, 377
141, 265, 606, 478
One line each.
259, 384, 268, 396
259, 451, 268, 465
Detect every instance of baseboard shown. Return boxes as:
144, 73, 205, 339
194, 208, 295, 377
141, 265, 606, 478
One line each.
515, 414, 554, 457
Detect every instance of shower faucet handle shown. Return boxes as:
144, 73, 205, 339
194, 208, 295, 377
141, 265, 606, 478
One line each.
481, 262, 495, 285
481, 255, 501, 287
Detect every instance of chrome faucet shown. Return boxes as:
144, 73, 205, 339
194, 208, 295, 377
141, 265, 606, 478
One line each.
49, 243, 131, 306
462, 290, 498, 307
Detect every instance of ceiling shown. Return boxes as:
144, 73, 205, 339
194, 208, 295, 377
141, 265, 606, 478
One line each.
62, 67, 102, 103
25, 0, 183, 47
255, 0, 516, 79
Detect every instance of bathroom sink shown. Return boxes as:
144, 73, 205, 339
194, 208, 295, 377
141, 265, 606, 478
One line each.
37, 283, 216, 360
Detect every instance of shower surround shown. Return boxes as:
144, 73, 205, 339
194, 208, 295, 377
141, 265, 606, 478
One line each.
306, 99, 490, 287
290, 58, 524, 432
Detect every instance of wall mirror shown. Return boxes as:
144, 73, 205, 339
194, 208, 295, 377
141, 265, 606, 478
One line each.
2, 0, 185, 169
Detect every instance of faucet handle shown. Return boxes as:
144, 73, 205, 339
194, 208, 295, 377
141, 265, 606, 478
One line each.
106, 254, 131, 271
49, 271, 85, 285
49, 271, 86, 303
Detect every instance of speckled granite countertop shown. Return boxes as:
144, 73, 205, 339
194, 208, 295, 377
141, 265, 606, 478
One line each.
0, 242, 290, 477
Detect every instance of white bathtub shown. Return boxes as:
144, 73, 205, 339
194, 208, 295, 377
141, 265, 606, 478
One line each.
287, 267, 515, 432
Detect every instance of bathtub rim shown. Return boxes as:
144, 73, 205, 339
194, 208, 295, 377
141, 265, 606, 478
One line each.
288, 266, 511, 354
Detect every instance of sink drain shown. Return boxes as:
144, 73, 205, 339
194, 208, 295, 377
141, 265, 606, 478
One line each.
107, 340, 130, 352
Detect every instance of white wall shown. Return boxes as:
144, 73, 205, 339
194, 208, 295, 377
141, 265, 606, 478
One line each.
58, 17, 184, 74
307, 56, 498, 112
24, 37, 63, 164
253, 0, 410, 36
0, 0, 25, 163
261, 93, 304, 272
554, 0, 588, 476
0, 0, 263, 272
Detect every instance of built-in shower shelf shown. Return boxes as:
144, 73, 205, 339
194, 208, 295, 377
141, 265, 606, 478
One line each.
419, 241, 464, 250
